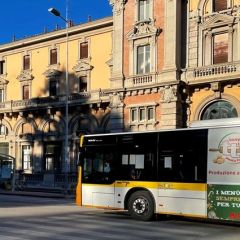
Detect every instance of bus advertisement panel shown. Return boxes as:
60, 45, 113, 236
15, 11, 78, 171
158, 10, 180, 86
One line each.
207, 127, 240, 221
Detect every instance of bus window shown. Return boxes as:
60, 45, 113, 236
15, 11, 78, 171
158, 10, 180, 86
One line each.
118, 152, 156, 181
83, 151, 114, 184
158, 130, 207, 183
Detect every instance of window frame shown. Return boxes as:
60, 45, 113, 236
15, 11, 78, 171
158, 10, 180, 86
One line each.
0, 88, 4, 103
0, 60, 5, 75
49, 79, 58, 96
80, 42, 89, 59
212, 32, 229, 64
49, 48, 58, 65
22, 145, 32, 171
22, 84, 30, 100
23, 54, 30, 70
79, 76, 88, 92
129, 105, 156, 125
136, 44, 151, 75
212, 0, 228, 13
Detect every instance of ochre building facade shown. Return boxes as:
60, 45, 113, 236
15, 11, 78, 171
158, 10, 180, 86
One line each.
0, 17, 113, 176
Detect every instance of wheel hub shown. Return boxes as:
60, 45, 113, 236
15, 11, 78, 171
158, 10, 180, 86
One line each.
133, 198, 147, 214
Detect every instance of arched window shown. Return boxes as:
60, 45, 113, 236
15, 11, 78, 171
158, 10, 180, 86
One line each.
201, 101, 238, 120
213, 0, 227, 12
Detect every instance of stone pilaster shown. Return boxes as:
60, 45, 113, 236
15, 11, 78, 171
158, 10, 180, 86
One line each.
159, 85, 183, 129
188, 11, 200, 68
109, 0, 126, 89
107, 92, 124, 132
161, 0, 182, 82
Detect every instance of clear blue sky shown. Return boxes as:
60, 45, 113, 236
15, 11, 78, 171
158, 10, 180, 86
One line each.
0, 0, 112, 44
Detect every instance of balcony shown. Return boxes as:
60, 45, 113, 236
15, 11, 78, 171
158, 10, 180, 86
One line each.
125, 73, 157, 88
0, 90, 110, 114
186, 61, 240, 84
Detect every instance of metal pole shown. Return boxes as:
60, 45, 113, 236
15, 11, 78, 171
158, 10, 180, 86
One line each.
64, 0, 69, 195
48, 1, 70, 195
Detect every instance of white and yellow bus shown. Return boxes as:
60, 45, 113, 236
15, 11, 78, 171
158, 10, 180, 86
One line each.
76, 119, 240, 221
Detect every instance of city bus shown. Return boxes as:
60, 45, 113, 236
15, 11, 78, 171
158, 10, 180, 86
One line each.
76, 119, 240, 222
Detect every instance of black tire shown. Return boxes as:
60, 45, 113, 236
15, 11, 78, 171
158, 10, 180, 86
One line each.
128, 190, 155, 221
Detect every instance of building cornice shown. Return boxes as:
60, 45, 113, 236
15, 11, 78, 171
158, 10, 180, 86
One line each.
0, 17, 113, 53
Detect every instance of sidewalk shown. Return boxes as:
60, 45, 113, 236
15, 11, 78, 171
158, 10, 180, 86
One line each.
0, 189, 74, 198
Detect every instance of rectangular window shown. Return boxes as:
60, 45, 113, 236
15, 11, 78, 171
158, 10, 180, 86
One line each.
139, 0, 150, 21
0, 61, 5, 75
50, 49, 57, 65
23, 85, 30, 100
49, 80, 57, 96
0, 89, 4, 103
23, 55, 30, 70
44, 143, 61, 172
22, 145, 31, 170
139, 108, 145, 121
147, 107, 154, 121
213, 0, 227, 12
213, 33, 228, 64
131, 108, 138, 122
79, 76, 88, 92
137, 45, 150, 74
80, 42, 88, 59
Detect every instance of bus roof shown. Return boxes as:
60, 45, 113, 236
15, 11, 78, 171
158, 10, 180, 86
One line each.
83, 118, 240, 138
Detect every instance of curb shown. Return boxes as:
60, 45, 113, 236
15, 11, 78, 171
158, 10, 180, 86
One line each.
0, 190, 75, 199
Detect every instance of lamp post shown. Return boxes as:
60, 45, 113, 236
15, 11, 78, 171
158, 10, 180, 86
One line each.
48, 3, 69, 194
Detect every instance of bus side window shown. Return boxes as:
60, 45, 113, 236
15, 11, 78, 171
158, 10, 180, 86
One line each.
120, 153, 155, 180
83, 152, 115, 184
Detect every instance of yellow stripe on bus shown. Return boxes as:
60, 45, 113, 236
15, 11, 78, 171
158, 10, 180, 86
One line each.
157, 211, 207, 219
83, 181, 206, 191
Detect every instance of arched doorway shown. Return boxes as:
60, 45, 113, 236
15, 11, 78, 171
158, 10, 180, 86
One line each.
201, 100, 238, 120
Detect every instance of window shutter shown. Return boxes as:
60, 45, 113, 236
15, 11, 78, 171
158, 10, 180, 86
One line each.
50, 49, 57, 65
0, 61, 5, 74
213, 0, 227, 12
80, 43, 88, 59
23, 85, 30, 100
23, 55, 30, 70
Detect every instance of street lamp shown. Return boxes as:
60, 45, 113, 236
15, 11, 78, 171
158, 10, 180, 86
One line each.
48, 4, 69, 194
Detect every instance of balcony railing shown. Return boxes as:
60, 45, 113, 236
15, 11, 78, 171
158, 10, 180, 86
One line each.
0, 90, 109, 113
125, 73, 157, 87
186, 62, 240, 83
194, 64, 237, 78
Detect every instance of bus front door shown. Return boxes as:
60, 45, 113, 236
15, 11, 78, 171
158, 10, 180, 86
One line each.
81, 152, 115, 208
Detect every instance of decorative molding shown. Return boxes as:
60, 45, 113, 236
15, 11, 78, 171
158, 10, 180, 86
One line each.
72, 60, 93, 74
201, 14, 235, 29
109, 0, 127, 16
160, 86, 177, 103
106, 57, 113, 68
0, 77, 9, 85
211, 82, 221, 92
43, 69, 61, 78
127, 21, 161, 40
17, 70, 34, 82
109, 93, 123, 108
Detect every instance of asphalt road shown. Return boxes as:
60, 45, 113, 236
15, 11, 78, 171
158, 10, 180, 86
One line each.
0, 194, 240, 240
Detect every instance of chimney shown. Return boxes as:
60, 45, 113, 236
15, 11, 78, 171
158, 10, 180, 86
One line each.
88, 15, 92, 22
68, 20, 74, 27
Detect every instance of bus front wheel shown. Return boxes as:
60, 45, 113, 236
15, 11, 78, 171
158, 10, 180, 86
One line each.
128, 190, 154, 221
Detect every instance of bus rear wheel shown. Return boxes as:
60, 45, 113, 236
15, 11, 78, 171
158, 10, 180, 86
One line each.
128, 190, 154, 221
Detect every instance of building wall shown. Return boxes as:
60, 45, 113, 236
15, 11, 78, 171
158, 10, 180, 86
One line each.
0, 17, 113, 174
185, 0, 240, 123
